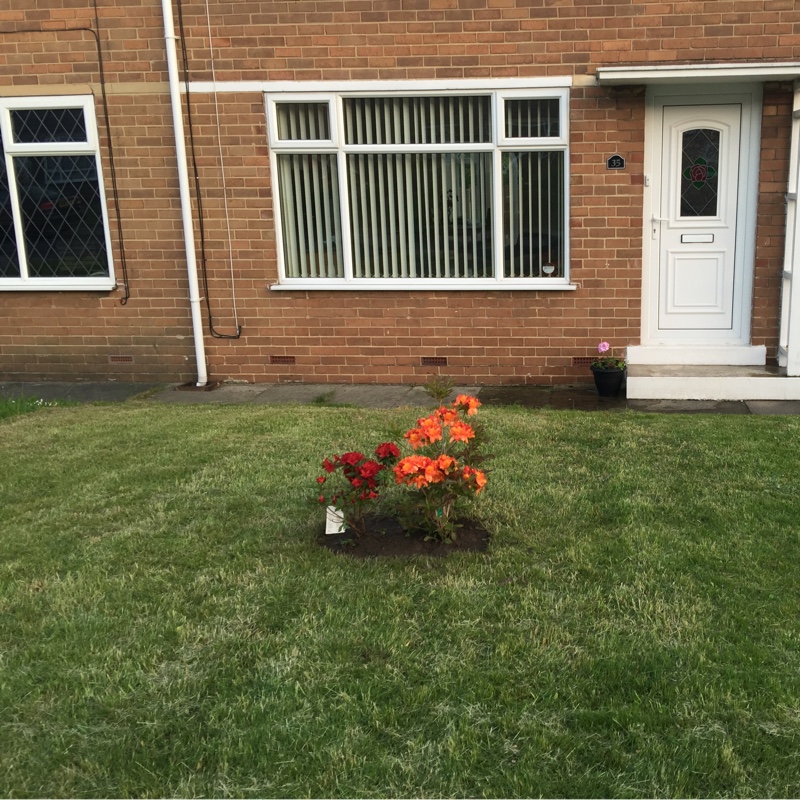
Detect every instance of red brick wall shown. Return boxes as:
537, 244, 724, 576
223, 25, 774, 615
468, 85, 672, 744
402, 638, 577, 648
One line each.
0, 0, 797, 385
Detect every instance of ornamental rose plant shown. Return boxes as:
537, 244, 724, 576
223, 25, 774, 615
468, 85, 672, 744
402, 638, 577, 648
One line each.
316, 442, 400, 536
393, 394, 488, 542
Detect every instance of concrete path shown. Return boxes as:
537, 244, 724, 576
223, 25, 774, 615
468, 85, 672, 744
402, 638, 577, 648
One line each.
3, 380, 800, 414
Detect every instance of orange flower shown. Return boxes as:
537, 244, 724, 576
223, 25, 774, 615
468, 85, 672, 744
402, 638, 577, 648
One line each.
419, 416, 443, 443
454, 394, 481, 416
394, 455, 431, 481
424, 463, 446, 484
436, 454, 457, 472
463, 466, 487, 493
438, 406, 459, 425
449, 420, 475, 443
405, 428, 427, 449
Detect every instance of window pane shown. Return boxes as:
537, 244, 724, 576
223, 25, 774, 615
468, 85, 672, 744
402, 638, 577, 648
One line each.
276, 103, 330, 141
11, 107, 87, 144
344, 96, 491, 145
0, 131, 20, 277
680, 128, 720, 217
347, 152, 492, 279
505, 98, 560, 138
14, 155, 109, 278
502, 151, 564, 278
277, 153, 342, 278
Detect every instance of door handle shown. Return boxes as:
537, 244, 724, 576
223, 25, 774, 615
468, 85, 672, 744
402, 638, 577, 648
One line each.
650, 214, 667, 239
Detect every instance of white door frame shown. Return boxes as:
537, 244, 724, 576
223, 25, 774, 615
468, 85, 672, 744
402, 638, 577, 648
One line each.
632, 83, 766, 365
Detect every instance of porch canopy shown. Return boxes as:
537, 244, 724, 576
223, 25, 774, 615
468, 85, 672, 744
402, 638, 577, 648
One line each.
596, 62, 800, 377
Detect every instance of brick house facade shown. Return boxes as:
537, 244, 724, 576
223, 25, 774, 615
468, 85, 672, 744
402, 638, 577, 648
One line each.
2, 1, 800, 398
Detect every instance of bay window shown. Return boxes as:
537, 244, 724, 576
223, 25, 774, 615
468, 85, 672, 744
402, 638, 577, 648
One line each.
267, 86, 569, 289
0, 96, 114, 290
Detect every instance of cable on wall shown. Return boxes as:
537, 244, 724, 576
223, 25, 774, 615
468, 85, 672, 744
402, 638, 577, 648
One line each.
0, 17, 132, 305
175, 0, 242, 339
204, 0, 241, 333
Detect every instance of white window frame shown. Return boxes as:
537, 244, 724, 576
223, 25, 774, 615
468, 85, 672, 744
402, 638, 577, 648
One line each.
0, 95, 115, 291
266, 83, 573, 291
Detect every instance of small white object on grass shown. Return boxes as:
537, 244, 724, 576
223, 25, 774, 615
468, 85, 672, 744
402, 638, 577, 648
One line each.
325, 506, 346, 535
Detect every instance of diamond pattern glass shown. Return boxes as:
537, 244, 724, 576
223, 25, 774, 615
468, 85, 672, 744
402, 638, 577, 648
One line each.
15, 155, 108, 278
0, 130, 21, 278
11, 107, 87, 144
680, 128, 720, 217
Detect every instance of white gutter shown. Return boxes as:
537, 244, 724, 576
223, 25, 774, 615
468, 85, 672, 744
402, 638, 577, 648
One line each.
160, 0, 208, 387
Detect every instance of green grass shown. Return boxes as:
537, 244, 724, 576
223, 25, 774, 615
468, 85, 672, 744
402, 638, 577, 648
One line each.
0, 395, 69, 421
1, 402, 800, 797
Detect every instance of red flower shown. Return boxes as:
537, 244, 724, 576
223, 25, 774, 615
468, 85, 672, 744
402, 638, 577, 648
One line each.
322, 458, 336, 473
375, 442, 400, 459
316, 476, 326, 484
359, 460, 383, 479
339, 451, 365, 466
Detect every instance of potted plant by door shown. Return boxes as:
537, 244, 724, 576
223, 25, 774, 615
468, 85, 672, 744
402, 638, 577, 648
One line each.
590, 341, 626, 397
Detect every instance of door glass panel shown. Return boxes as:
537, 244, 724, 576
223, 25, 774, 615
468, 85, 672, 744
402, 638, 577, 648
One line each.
680, 128, 720, 217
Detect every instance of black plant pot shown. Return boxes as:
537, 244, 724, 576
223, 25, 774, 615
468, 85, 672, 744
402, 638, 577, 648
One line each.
590, 365, 626, 397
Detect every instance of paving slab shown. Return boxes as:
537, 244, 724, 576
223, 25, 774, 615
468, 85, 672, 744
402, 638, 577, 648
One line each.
478, 385, 552, 409
627, 399, 750, 414
3, 380, 800, 414
745, 400, 800, 415
552, 387, 628, 411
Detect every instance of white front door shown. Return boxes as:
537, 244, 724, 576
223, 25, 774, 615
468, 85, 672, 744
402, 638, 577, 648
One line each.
642, 88, 761, 360
657, 104, 741, 330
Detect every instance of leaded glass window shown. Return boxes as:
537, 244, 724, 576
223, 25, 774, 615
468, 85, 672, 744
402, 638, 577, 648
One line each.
680, 128, 720, 217
0, 97, 113, 288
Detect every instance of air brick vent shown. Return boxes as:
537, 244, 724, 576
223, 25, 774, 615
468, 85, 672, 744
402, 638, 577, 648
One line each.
421, 356, 448, 366
573, 356, 594, 366
109, 355, 134, 363
270, 355, 296, 365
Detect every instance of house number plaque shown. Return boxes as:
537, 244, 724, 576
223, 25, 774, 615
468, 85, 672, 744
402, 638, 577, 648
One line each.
606, 154, 626, 170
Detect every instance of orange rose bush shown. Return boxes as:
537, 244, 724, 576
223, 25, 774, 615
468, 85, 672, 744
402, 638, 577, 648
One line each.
393, 394, 488, 541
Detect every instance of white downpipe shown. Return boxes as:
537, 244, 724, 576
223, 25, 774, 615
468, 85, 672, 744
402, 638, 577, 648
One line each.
161, 0, 208, 387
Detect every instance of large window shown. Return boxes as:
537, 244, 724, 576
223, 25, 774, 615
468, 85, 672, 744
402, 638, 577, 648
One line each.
0, 96, 114, 290
266, 87, 569, 289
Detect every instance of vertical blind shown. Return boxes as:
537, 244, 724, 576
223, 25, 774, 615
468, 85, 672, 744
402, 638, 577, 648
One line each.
274, 93, 566, 281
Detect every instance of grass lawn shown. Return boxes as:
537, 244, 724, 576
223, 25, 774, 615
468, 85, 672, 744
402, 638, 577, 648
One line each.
1, 400, 800, 797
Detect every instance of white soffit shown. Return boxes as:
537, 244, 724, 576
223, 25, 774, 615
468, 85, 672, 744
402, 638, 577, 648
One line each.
596, 62, 800, 85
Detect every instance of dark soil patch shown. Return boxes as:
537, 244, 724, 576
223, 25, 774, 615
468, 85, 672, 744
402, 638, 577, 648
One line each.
319, 514, 490, 558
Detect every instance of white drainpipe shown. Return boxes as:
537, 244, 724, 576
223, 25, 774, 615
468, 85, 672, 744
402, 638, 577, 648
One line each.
161, 0, 209, 387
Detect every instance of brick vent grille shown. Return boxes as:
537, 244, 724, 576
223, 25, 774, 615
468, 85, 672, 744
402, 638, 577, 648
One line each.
109, 355, 134, 363
270, 355, 296, 365
572, 357, 594, 366
421, 356, 448, 366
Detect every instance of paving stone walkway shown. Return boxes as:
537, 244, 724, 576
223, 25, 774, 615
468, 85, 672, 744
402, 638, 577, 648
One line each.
3, 380, 800, 414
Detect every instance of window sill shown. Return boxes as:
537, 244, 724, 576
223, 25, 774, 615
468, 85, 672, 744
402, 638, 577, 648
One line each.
0, 279, 116, 292
269, 279, 577, 291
